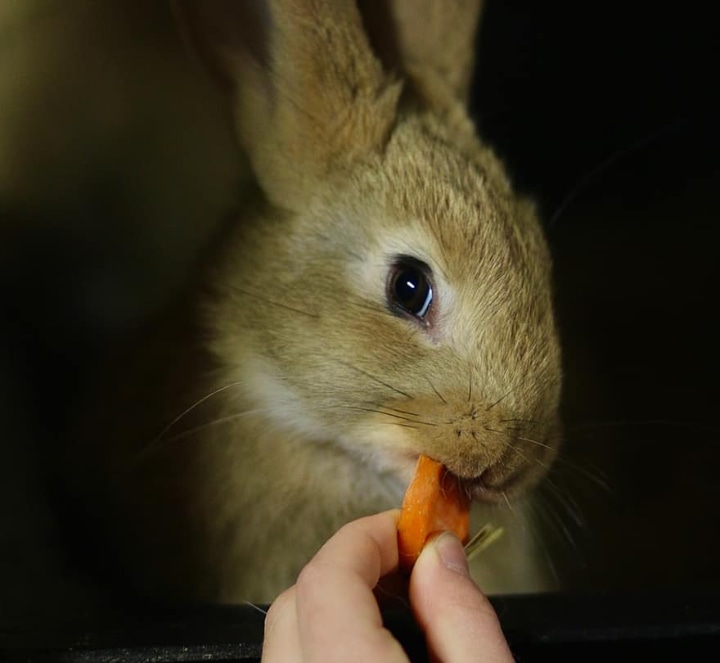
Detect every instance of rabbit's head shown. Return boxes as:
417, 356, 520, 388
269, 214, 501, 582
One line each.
174, 0, 562, 502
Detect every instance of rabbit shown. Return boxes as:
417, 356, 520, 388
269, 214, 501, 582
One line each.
70, 0, 563, 605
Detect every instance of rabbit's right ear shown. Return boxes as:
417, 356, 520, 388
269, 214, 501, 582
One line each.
172, 0, 401, 211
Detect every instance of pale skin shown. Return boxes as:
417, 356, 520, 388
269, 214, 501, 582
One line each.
261, 511, 515, 663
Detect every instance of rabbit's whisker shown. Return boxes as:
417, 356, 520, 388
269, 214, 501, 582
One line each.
243, 601, 268, 616
344, 406, 436, 427
334, 360, 414, 400
426, 376, 447, 405
378, 406, 421, 417
505, 443, 530, 465
226, 284, 318, 318
541, 475, 586, 529
486, 388, 514, 411
534, 490, 580, 553
549, 453, 614, 495
500, 417, 542, 426
547, 115, 689, 230
153, 411, 265, 447
147, 381, 243, 449
516, 435, 555, 452
523, 499, 562, 586
501, 490, 514, 512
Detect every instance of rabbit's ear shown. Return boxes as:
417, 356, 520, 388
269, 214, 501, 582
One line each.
172, 0, 401, 210
359, 0, 484, 110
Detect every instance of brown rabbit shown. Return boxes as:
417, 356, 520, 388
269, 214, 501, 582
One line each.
72, 0, 563, 604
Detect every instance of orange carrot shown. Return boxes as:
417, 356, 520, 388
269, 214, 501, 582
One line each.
397, 455, 471, 572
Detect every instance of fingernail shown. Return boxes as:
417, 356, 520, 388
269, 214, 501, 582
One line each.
432, 532, 470, 577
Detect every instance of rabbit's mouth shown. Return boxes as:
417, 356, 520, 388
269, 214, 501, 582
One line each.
338, 389, 561, 505
361, 395, 561, 504
379, 447, 545, 508
459, 463, 536, 504
391, 453, 540, 506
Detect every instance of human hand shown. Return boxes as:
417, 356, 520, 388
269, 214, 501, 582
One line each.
261, 510, 515, 662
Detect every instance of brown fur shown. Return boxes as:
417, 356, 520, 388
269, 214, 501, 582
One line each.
72, 0, 563, 603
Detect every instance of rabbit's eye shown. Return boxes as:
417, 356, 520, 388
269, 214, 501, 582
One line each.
387, 257, 433, 322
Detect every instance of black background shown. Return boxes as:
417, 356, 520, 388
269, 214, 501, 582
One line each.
473, 0, 720, 592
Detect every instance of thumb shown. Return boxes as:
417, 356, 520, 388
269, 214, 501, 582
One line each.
408, 532, 515, 663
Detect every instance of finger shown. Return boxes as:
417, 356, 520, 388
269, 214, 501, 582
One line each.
261, 587, 302, 663
295, 510, 409, 663
409, 532, 515, 663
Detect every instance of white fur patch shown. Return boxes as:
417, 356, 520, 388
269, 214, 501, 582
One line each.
240, 356, 333, 441
241, 356, 415, 495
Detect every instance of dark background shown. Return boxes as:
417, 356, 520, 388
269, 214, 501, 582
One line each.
0, 0, 719, 630
473, 1, 720, 591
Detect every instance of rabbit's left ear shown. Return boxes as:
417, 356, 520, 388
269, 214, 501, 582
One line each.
359, 0, 484, 111
172, 0, 401, 211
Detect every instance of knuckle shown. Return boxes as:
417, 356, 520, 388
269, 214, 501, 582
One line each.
294, 560, 324, 599
264, 586, 295, 633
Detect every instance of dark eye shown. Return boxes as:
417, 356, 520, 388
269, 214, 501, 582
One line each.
387, 257, 433, 321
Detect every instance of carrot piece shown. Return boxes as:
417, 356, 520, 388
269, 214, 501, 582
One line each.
397, 455, 471, 572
